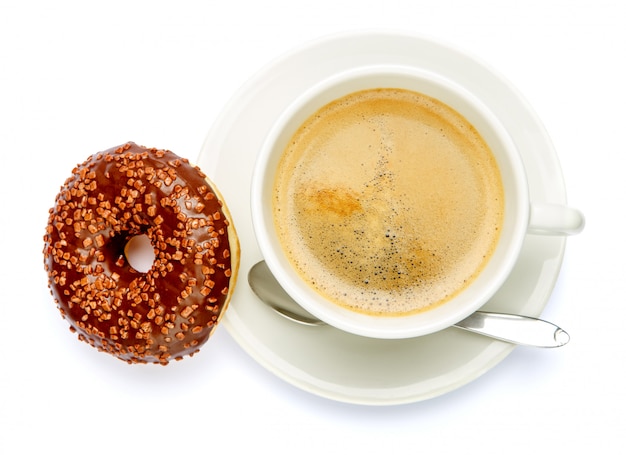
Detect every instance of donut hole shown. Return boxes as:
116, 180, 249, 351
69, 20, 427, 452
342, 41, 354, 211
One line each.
124, 234, 156, 273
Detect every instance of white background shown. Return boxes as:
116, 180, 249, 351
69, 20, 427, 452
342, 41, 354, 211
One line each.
1, 0, 624, 453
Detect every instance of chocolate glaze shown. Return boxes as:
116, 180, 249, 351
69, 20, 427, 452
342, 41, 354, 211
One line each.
43, 142, 238, 364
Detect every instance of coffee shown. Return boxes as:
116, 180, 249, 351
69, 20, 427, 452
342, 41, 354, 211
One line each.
272, 88, 504, 316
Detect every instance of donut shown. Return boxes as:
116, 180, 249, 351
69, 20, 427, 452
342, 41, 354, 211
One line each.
43, 142, 239, 365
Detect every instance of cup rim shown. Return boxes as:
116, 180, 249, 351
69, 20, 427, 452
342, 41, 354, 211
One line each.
251, 64, 529, 339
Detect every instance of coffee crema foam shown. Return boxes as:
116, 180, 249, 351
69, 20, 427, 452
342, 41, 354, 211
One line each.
273, 88, 504, 316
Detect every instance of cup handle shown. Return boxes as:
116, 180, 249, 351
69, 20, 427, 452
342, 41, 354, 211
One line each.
528, 203, 585, 236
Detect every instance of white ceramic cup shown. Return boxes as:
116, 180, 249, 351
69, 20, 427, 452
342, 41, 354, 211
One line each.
251, 65, 584, 339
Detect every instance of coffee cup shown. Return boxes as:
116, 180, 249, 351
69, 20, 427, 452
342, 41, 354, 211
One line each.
251, 65, 584, 339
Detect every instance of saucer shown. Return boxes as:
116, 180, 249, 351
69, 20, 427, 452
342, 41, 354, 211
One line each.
197, 30, 569, 405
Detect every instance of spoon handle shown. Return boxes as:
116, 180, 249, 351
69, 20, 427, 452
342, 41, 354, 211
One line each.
454, 312, 570, 347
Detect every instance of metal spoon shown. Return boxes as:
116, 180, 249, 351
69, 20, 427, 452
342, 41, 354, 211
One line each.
248, 260, 570, 348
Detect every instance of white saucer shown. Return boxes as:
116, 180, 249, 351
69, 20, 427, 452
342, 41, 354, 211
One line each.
197, 30, 569, 405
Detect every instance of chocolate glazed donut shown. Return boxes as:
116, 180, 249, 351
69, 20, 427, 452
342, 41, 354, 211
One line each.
43, 142, 239, 365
